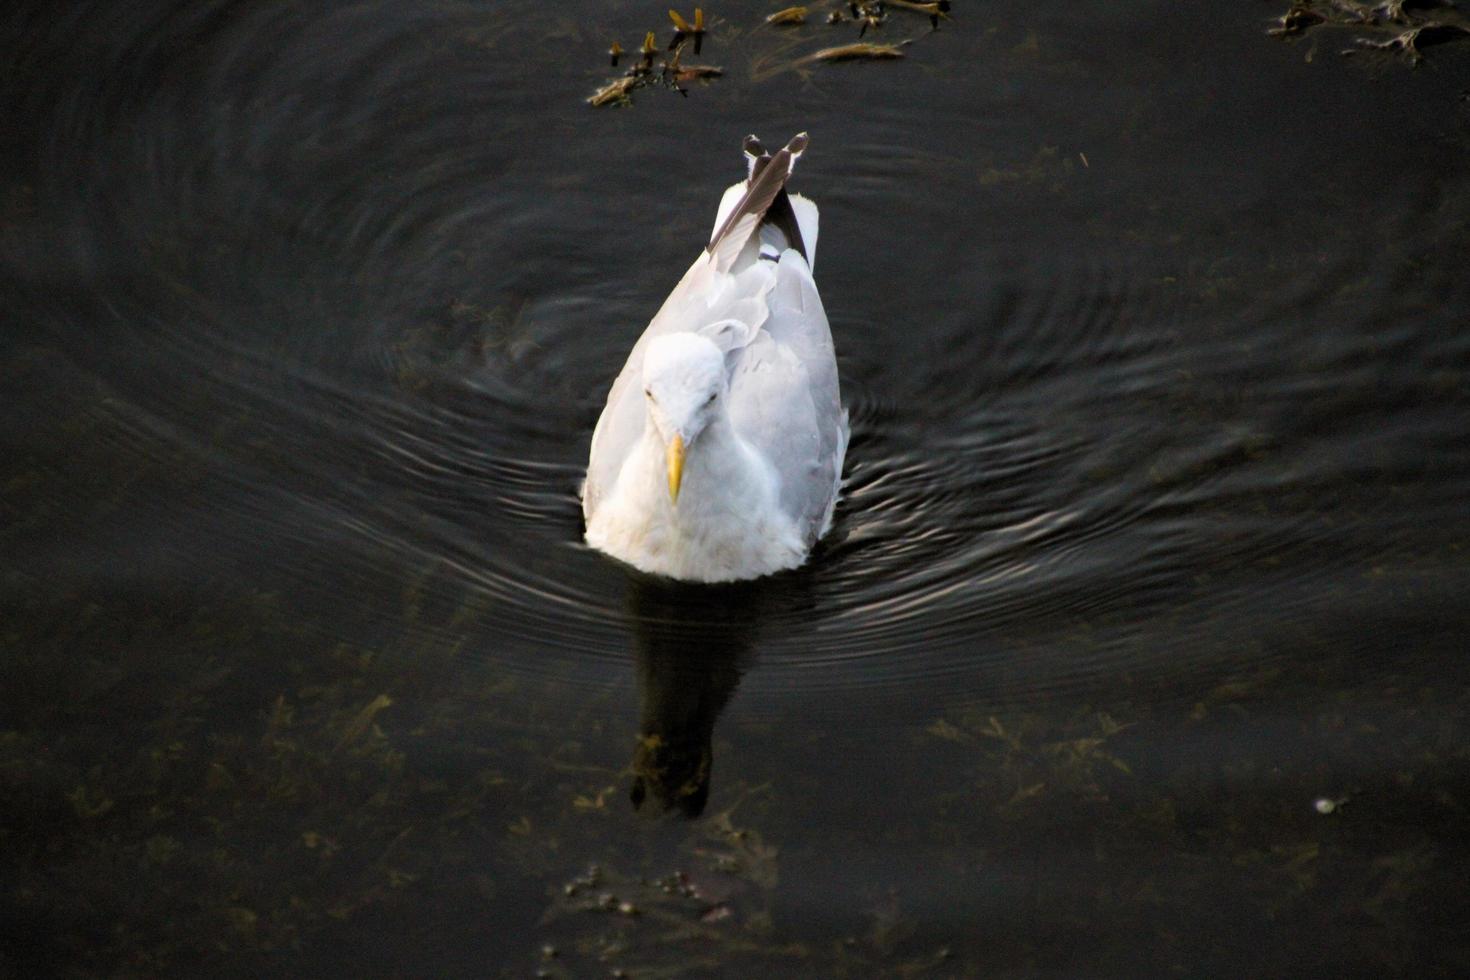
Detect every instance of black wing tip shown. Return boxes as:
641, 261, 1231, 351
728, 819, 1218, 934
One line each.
764, 189, 807, 263
709, 132, 811, 261
743, 132, 808, 161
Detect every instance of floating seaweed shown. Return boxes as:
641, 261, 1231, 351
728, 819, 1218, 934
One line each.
588, 2, 958, 105
1267, 0, 1470, 63
587, 75, 638, 107
765, 6, 809, 26
1348, 19, 1470, 60
1268, 4, 1327, 36
852, 0, 886, 37
888, 0, 953, 29
588, 13, 721, 106
668, 6, 707, 53
804, 40, 910, 62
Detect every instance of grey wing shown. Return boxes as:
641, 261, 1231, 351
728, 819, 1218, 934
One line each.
728, 250, 848, 543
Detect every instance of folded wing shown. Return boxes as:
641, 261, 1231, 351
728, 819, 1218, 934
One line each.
727, 249, 848, 543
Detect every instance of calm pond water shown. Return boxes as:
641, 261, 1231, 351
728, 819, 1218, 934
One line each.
4, 0, 1470, 976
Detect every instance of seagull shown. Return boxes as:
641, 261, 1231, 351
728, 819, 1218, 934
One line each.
582, 133, 848, 583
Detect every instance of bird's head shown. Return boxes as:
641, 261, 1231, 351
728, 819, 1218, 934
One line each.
642, 333, 727, 503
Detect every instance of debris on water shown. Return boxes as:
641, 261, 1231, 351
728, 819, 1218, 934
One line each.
888, 0, 953, 30
588, 2, 955, 102
1269, 5, 1326, 37
805, 40, 910, 62
1345, 21, 1469, 61
1267, 0, 1470, 62
587, 76, 639, 106
587, 13, 721, 106
766, 6, 809, 26
666, 44, 724, 84
853, 1, 887, 37
669, 7, 707, 54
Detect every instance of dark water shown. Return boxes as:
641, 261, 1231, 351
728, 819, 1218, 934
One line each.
4, 0, 1470, 975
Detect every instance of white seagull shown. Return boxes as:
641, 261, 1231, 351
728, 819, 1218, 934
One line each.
582, 133, 848, 583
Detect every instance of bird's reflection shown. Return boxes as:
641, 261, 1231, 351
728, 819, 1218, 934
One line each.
623, 573, 790, 818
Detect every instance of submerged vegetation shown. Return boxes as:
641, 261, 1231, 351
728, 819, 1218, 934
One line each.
5, 553, 1465, 975
3, 362, 1466, 973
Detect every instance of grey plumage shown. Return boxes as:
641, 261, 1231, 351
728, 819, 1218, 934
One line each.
583, 133, 847, 570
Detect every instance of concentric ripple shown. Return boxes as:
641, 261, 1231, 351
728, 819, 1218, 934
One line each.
4, 0, 1468, 721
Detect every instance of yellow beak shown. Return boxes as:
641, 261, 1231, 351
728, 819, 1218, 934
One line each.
666, 434, 685, 503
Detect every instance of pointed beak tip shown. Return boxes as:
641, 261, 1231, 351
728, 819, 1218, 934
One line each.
666, 433, 686, 503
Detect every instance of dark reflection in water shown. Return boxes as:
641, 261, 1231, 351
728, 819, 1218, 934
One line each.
622, 571, 814, 817
625, 576, 765, 817
4, 0, 1470, 976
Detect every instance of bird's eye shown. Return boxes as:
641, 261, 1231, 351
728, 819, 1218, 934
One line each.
644, 388, 653, 399
706, 393, 717, 404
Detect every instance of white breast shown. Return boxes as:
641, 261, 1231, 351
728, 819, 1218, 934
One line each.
584, 424, 807, 582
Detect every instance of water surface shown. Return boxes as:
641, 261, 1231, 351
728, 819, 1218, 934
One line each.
4, 1, 1470, 975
